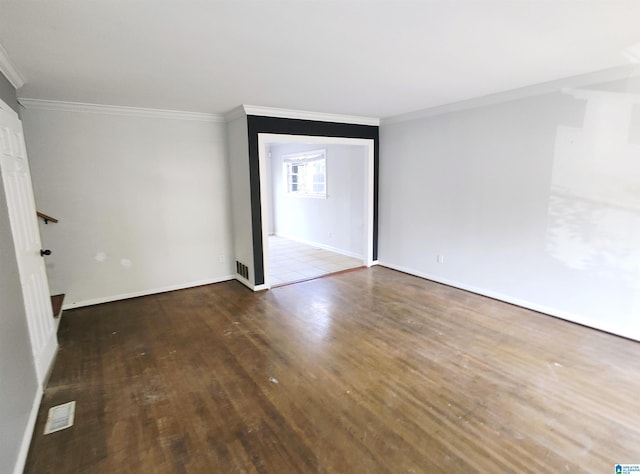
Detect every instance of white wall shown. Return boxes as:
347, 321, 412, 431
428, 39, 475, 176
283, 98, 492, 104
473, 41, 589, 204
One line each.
380, 72, 640, 341
271, 142, 365, 259
226, 113, 256, 287
21, 106, 235, 307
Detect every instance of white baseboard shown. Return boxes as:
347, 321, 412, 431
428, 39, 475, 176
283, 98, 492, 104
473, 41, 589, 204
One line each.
233, 274, 269, 292
13, 384, 43, 474
378, 261, 640, 342
234, 274, 253, 290
275, 233, 364, 260
35, 332, 58, 387
61, 275, 236, 310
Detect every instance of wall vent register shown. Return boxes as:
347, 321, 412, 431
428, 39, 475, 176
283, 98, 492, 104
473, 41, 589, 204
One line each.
236, 261, 249, 280
43, 401, 76, 434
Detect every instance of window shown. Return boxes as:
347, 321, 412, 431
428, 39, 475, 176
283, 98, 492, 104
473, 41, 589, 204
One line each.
283, 149, 326, 197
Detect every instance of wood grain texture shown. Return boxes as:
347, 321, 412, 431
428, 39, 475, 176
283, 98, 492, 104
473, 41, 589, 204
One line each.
36, 211, 59, 224
25, 266, 640, 473
50, 294, 64, 318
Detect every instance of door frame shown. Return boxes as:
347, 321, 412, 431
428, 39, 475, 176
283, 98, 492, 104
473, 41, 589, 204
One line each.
0, 106, 57, 385
258, 134, 375, 289
246, 115, 380, 290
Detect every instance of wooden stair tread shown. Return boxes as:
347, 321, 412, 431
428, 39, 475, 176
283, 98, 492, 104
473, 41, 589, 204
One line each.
51, 294, 65, 318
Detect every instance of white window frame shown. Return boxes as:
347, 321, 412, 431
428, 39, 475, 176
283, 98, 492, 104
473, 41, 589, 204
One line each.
283, 149, 327, 198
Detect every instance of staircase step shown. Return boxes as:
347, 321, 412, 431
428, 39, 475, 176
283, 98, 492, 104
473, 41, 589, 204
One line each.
51, 294, 65, 318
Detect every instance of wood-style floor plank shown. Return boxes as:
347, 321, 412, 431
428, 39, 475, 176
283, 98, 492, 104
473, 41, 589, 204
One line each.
25, 267, 640, 473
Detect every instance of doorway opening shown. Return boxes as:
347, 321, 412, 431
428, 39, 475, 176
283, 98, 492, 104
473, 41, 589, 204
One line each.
258, 134, 375, 288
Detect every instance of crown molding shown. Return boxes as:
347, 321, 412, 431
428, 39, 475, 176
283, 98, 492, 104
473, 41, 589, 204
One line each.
242, 105, 380, 126
382, 64, 640, 125
0, 41, 25, 89
17, 98, 225, 122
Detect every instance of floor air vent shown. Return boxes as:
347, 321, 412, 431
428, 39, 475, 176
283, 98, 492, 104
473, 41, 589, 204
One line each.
236, 261, 249, 280
43, 401, 76, 434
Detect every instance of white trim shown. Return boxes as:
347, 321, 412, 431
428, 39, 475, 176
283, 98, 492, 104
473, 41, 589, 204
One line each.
234, 274, 253, 290
233, 274, 268, 292
243, 105, 380, 126
258, 137, 272, 289
61, 275, 235, 310
275, 232, 365, 260
40, 343, 58, 390
0, 96, 18, 118
378, 261, 640, 342
364, 140, 374, 267
258, 133, 375, 291
261, 134, 375, 147
382, 64, 640, 125
35, 333, 58, 387
17, 98, 225, 122
0, 42, 24, 89
13, 385, 43, 474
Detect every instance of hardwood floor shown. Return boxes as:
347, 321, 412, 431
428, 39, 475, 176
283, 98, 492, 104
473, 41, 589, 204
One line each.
25, 267, 640, 473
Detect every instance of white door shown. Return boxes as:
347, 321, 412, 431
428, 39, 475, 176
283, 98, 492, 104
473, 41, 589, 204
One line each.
0, 107, 57, 385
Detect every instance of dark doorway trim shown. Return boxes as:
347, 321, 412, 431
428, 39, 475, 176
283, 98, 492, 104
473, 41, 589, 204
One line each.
247, 115, 379, 285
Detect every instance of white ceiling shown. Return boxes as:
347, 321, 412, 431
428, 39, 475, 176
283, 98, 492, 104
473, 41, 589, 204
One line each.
2, 1, 640, 119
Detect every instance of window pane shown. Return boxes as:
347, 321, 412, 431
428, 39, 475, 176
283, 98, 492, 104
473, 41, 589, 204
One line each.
283, 151, 326, 196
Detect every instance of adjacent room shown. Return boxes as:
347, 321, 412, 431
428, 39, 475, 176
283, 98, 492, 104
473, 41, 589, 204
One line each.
264, 138, 370, 286
1, 2, 640, 473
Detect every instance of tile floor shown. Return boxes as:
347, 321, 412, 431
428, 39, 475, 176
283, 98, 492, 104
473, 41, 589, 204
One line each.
268, 235, 363, 286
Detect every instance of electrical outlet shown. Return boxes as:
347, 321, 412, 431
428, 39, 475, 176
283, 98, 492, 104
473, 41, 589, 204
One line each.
437, 255, 444, 264
328, 232, 333, 238
219, 255, 225, 263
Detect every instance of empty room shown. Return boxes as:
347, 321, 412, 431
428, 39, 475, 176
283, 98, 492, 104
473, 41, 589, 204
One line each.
1, 1, 640, 473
